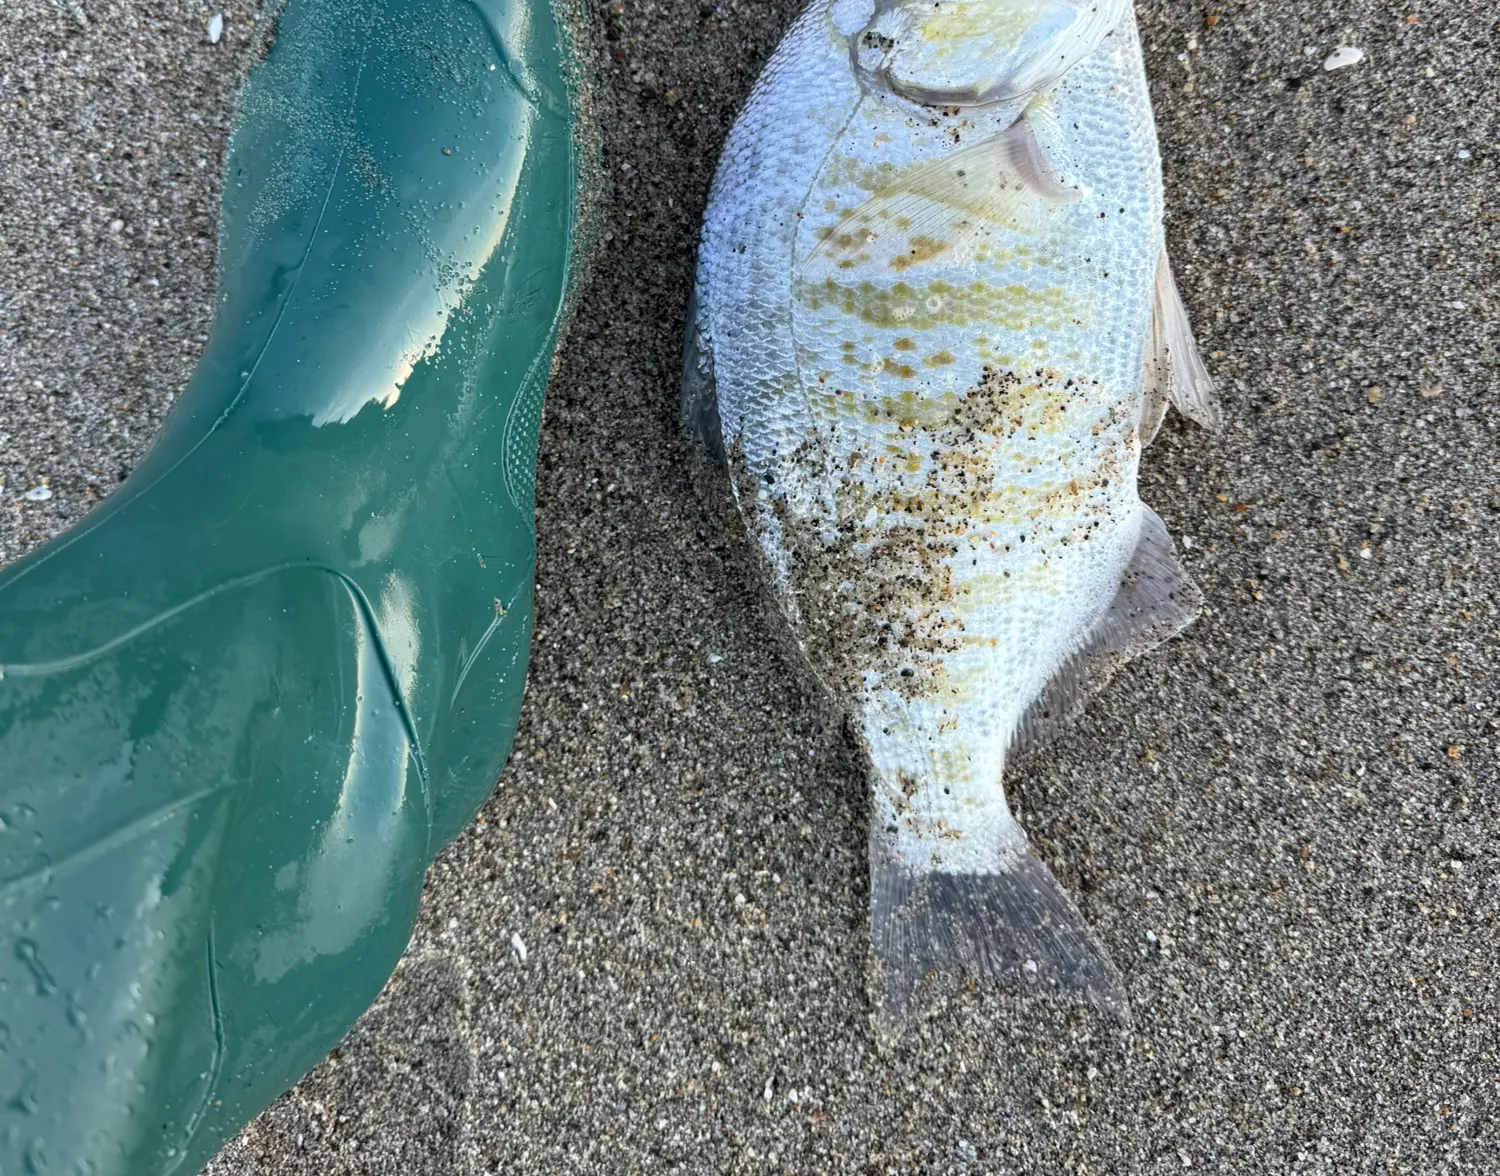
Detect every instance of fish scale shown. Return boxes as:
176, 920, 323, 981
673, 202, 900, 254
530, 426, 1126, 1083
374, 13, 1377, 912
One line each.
687, 0, 1219, 1018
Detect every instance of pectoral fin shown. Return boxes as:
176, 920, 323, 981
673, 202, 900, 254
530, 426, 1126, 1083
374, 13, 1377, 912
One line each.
801, 111, 1083, 279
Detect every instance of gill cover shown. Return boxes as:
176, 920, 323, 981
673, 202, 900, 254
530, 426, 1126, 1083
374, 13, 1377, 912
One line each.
851, 0, 1131, 107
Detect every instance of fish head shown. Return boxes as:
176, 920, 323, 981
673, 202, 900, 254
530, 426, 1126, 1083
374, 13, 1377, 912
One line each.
847, 0, 1130, 107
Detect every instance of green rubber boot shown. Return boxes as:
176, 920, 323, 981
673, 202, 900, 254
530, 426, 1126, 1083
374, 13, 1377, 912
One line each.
0, 0, 585, 1170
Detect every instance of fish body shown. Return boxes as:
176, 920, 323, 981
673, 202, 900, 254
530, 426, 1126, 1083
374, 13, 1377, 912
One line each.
687, 0, 1218, 1016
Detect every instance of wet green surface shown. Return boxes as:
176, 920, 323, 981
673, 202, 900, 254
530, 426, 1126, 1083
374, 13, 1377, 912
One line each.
0, 0, 579, 1169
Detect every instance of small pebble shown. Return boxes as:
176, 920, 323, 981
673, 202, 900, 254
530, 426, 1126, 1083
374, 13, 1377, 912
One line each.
207, 13, 224, 44
510, 931, 527, 963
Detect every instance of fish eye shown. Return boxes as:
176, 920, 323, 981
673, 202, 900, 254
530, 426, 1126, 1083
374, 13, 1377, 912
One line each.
850, 0, 1130, 108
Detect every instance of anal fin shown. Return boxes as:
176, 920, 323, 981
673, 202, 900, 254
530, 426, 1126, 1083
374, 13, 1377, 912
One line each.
1141, 246, 1222, 443
1012, 505, 1201, 760
870, 836, 1128, 1022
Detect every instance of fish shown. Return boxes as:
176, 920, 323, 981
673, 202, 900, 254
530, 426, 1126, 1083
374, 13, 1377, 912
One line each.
683, 0, 1221, 1019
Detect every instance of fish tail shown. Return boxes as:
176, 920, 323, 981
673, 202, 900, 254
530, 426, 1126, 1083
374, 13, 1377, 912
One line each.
869, 832, 1129, 1023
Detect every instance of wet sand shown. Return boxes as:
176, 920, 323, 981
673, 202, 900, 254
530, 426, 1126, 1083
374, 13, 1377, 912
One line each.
2, 2, 1496, 1172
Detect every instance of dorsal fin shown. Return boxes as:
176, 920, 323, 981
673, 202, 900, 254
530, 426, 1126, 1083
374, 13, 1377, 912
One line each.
1141, 247, 1222, 442
1010, 505, 1201, 761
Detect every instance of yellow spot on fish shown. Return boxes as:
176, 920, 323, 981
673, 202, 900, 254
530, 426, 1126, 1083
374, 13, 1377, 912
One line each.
918, 1, 1036, 50
796, 278, 1084, 333
888, 235, 952, 272
893, 337, 917, 351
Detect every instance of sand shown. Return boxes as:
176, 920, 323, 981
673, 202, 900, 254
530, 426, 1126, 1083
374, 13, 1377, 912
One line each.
2, 1, 1495, 1172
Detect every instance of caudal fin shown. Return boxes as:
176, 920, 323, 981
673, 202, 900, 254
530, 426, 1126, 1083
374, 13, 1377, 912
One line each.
870, 838, 1129, 1022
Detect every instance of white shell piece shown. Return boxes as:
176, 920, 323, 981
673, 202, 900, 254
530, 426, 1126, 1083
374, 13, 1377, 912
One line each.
1322, 45, 1364, 71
